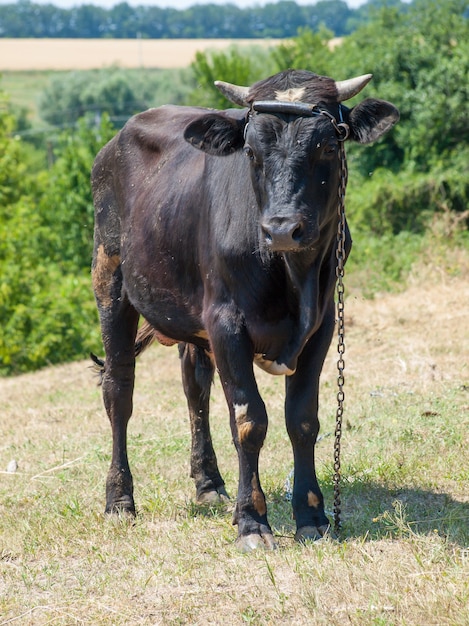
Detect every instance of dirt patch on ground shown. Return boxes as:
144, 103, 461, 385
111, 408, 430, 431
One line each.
320, 272, 469, 397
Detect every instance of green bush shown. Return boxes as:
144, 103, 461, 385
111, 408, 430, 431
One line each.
38, 115, 116, 269
189, 45, 277, 109
346, 148, 469, 236
332, 0, 469, 174
0, 267, 101, 375
0, 109, 116, 375
270, 26, 335, 76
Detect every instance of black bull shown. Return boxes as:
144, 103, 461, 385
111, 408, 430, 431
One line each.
91, 70, 399, 551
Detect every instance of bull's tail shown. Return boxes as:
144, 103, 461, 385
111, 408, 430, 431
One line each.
134, 319, 158, 357
90, 320, 160, 385
90, 351, 105, 385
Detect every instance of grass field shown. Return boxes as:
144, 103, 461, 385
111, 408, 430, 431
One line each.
1, 70, 58, 123
1, 257, 468, 625
0, 38, 280, 71
1, 68, 186, 126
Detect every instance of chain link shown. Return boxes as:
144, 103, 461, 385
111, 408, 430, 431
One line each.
333, 137, 348, 535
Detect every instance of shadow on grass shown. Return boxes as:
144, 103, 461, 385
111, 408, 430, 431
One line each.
338, 482, 469, 547
264, 482, 469, 547
181, 482, 469, 547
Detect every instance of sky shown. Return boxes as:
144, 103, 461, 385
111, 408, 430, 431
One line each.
0, 0, 371, 10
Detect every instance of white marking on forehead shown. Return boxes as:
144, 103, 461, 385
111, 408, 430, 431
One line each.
275, 87, 306, 102
234, 403, 249, 423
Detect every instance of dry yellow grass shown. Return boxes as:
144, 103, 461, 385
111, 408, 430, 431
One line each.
0, 38, 280, 71
1, 262, 468, 624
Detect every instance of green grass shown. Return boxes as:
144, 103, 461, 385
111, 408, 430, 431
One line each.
1, 70, 56, 122
1, 265, 468, 624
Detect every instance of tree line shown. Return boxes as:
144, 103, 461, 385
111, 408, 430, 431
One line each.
1, 0, 468, 375
0, 0, 408, 39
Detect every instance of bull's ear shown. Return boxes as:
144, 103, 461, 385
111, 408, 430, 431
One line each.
348, 98, 399, 144
184, 113, 245, 155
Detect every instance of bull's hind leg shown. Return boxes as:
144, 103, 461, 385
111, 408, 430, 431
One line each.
179, 343, 228, 504
92, 244, 139, 516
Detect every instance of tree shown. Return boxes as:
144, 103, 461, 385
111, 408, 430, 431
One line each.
0, 0, 377, 39
189, 45, 277, 109
39, 116, 116, 270
248, 1, 305, 38
0, 88, 33, 206
333, 0, 469, 172
303, 0, 353, 36
38, 68, 195, 128
331, 0, 469, 233
39, 68, 156, 127
271, 26, 335, 75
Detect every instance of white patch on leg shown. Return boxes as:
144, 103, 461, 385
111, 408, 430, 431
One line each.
234, 403, 249, 424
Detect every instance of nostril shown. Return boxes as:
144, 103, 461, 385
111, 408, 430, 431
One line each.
292, 223, 304, 242
261, 224, 273, 243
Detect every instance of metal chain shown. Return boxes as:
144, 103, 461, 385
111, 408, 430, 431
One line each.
333, 136, 348, 535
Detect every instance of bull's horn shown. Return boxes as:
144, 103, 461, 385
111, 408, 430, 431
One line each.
214, 80, 250, 106
335, 74, 373, 102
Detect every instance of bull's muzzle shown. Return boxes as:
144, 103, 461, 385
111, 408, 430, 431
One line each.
261, 215, 306, 252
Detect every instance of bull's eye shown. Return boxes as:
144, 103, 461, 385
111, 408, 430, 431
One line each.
323, 143, 336, 156
244, 145, 255, 161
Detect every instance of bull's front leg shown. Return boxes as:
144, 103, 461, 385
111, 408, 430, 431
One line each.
207, 309, 276, 551
285, 305, 335, 542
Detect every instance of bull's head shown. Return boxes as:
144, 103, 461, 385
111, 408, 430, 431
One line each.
184, 70, 399, 253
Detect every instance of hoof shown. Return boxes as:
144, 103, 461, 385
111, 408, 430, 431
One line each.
294, 524, 335, 543
105, 496, 136, 518
235, 532, 277, 553
196, 486, 230, 505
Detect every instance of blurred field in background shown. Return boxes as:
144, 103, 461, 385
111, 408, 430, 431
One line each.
0, 38, 282, 70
